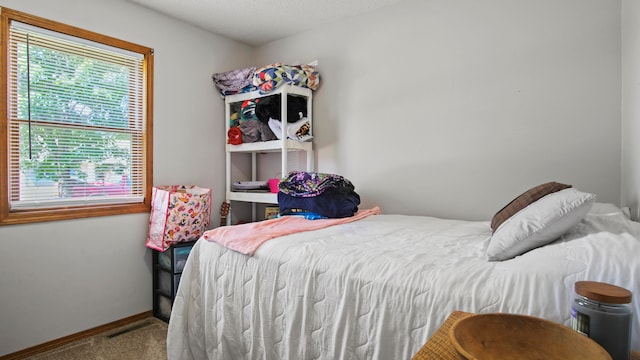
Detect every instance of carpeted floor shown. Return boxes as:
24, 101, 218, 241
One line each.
24, 317, 168, 360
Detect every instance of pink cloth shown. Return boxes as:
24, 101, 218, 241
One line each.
204, 207, 381, 255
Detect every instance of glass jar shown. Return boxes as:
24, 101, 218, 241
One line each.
571, 281, 632, 360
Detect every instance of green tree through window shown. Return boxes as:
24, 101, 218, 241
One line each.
17, 38, 133, 196
1, 7, 153, 225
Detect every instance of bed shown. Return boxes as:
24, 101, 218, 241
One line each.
167, 186, 640, 359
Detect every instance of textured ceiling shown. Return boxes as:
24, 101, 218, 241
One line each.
128, 0, 404, 46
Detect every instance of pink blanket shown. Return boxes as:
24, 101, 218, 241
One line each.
204, 207, 381, 255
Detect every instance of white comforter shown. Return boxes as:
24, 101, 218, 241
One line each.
167, 203, 640, 359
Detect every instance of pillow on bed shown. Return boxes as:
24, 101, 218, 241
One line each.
487, 187, 596, 261
490, 181, 572, 232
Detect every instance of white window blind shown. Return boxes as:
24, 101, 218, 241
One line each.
7, 21, 146, 209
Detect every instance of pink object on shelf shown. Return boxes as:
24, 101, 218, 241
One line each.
268, 178, 280, 193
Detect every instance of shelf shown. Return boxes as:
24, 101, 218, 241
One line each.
152, 241, 196, 323
226, 139, 312, 153
227, 191, 277, 204
155, 288, 172, 299
224, 84, 312, 103
155, 263, 171, 272
224, 84, 314, 221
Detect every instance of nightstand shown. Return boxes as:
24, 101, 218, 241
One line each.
152, 240, 197, 322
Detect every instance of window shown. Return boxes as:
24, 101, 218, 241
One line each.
0, 7, 153, 225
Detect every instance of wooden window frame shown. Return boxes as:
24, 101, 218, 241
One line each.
0, 7, 153, 225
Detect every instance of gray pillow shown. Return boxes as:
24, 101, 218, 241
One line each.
487, 188, 596, 261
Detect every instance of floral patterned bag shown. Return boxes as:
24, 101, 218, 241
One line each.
145, 185, 212, 251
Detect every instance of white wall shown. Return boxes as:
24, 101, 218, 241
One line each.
622, 0, 640, 220
0, 0, 253, 355
257, 0, 622, 220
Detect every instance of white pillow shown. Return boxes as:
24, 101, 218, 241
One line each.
487, 188, 596, 261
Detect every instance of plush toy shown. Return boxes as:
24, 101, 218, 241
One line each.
227, 127, 242, 145
240, 99, 259, 121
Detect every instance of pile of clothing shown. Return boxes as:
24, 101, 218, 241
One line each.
212, 62, 320, 96
227, 94, 312, 144
277, 171, 360, 219
216, 63, 319, 145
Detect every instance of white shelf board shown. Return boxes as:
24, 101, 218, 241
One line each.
224, 84, 312, 103
227, 139, 312, 153
226, 191, 277, 204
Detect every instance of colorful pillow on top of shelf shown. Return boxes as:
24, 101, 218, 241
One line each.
211, 62, 320, 96
253, 63, 320, 94
213, 63, 321, 96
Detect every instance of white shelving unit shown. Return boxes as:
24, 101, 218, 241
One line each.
225, 84, 314, 223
